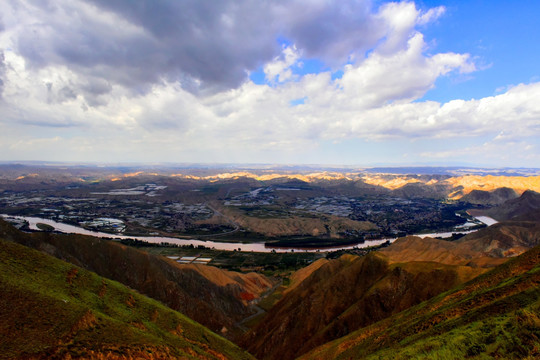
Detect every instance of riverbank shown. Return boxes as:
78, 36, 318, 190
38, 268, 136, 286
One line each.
1, 214, 498, 253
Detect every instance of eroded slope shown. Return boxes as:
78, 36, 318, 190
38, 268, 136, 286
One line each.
241, 252, 484, 360
301, 245, 540, 360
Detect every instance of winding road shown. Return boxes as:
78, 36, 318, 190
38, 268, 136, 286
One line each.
196, 202, 241, 238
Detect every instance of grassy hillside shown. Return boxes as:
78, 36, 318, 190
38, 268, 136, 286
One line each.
300, 245, 540, 360
0, 238, 254, 360
0, 219, 274, 339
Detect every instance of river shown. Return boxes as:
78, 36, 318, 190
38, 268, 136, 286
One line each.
1, 214, 498, 253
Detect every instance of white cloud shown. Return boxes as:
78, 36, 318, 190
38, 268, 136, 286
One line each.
264, 46, 301, 84
0, 1, 538, 166
376, 2, 419, 55
335, 33, 475, 109
417, 6, 446, 25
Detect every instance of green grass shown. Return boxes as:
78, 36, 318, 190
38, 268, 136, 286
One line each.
365, 298, 540, 360
257, 285, 286, 312
0, 238, 254, 359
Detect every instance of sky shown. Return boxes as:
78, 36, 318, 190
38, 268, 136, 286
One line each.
0, 0, 539, 167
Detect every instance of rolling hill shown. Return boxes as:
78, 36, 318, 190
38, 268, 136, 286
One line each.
204, 203, 376, 238
0, 238, 254, 360
0, 219, 275, 339
460, 187, 519, 205
485, 190, 540, 221
381, 221, 540, 266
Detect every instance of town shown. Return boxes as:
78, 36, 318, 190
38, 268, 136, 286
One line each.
0, 177, 485, 246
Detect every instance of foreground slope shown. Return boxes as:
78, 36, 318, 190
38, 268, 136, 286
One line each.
243, 220, 540, 360
0, 220, 274, 338
301, 245, 540, 360
241, 252, 485, 360
0, 238, 254, 360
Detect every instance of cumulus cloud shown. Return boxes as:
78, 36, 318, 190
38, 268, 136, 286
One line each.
0, 0, 538, 166
5, 0, 277, 93
417, 5, 445, 25
0, 51, 5, 98
275, 0, 380, 65
264, 46, 301, 84
2, 0, 444, 95
335, 33, 475, 109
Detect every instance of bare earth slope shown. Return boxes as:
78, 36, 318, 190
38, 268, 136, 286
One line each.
207, 203, 376, 237
486, 189, 540, 221
241, 252, 484, 360
284, 257, 329, 295
243, 220, 540, 360
0, 220, 275, 339
301, 244, 540, 360
381, 221, 540, 266
0, 238, 254, 360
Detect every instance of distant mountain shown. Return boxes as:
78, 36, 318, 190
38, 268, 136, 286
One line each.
381, 221, 540, 265
300, 244, 540, 360
444, 175, 540, 198
0, 238, 254, 360
364, 166, 540, 176
461, 187, 519, 205
0, 220, 274, 339
2, 164, 539, 201
390, 181, 446, 198
486, 190, 540, 221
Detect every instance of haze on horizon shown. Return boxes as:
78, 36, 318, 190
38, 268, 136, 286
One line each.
0, 0, 539, 167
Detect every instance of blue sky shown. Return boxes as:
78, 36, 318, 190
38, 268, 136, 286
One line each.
0, 0, 539, 167
418, 0, 540, 102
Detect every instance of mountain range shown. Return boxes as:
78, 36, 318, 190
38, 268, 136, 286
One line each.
2, 164, 540, 202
